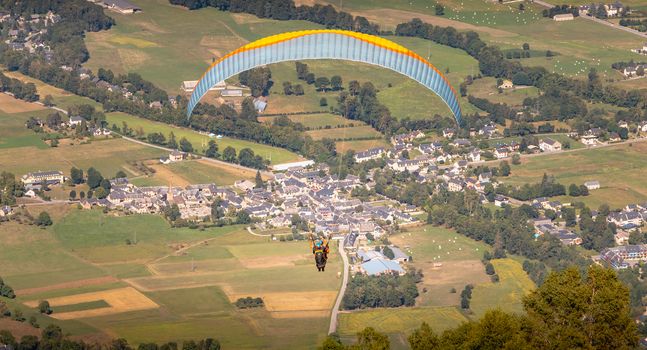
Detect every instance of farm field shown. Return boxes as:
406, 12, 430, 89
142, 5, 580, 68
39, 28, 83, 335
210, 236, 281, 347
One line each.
469, 258, 535, 317
305, 125, 383, 140
390, 225, 534, 312
468, 77, 540, 106
105, 112, 302, 164
0, 206, 343, 348
163, 159, 257, 185
0, 136, 166, 179
0, 107, 49, 150
335, 139, 392, 153
52, 209, 241, 264
338, 306, 468, 349
84, 0, 322, 94
505, 142, 647, 209
259, 113, 360, 129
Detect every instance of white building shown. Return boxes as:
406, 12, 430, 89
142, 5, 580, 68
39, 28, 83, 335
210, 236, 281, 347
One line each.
553, 13, 574, 21
21, 170, 65, 186
584, 180, 600, 190
539, 138, 562, 152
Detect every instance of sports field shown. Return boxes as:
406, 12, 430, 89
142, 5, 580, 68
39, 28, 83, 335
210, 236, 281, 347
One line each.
106, 112, 302, 164
506, 142, 647, 209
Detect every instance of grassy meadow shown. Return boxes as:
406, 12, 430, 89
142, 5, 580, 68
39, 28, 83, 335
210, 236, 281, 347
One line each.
505, 142, 647, 209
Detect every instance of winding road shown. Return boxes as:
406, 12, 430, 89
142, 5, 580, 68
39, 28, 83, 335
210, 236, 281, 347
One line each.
329, 239, 349, 334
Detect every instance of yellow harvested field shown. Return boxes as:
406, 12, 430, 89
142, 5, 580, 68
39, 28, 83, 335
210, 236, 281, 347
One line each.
0, 93, 45, 113
148, 163, 192, 187
15, 276, 119, 296
221, 287, 337, 312
24, 287, 159, 320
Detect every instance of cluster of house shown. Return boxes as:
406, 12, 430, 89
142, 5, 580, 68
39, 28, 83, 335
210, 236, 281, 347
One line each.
87, 0, 142, 14
621, 63, 646, 78
600, 244, 647, 269
180, 80, 265, 112
532, 217, 583, 246
578, 2, 625, 16
1, 10, 60, 59
631, 43, 647, 56
608, 202, 647, 231
344, 244, 409, 276
77, 167, 416, 235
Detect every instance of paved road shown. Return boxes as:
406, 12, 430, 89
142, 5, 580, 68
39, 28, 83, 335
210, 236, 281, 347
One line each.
533, 0, 647, 39
329, 239, 349, 334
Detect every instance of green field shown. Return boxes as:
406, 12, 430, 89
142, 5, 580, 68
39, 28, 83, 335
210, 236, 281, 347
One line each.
0, 109, 49, 149
305, 125, 384, 140
54, 300, 112, 313
338, 306, 468, 348
0, 137, 166, 179
106, 112, 302, 164
52, 209, 241, 264
469, 258, 535, 317
506, 142, 647, 209
260, 113, 360, 129
164, 160, 256, 185
335, 139, 392, 153
469, 77, 540, 106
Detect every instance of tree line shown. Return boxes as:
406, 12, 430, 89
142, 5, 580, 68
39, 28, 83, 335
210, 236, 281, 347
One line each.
168, 0, 378, 34
0, 326, 221, 350
342, 270, 422, 310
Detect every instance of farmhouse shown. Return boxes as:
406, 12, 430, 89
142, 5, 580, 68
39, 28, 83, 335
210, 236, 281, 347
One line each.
97, 0, 142, 14
539, 138, 562, 152
169, 150, 186, 162
69, 116, 84, 126
553, 13, 574, 21
21, 170, 65, 186
498, 79, 514, 89
181, 80, 226, 92
623, 64, 646, 77
494, 147, 509, 159
584, 180, 600, 190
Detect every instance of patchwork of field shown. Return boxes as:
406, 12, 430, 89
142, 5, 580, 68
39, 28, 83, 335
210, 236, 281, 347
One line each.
24, 287, 159, 320
0, 208, 343, 348
106, 112, 302, 164
505, 142, 647, 209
